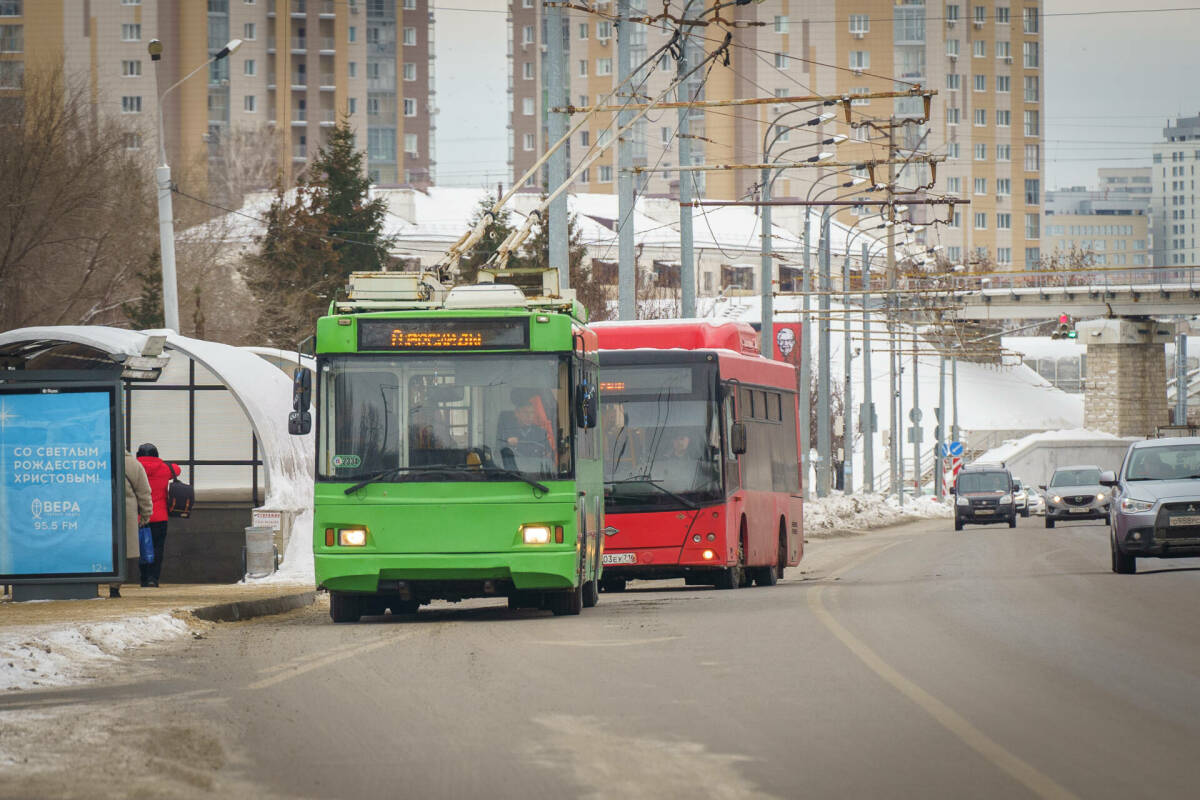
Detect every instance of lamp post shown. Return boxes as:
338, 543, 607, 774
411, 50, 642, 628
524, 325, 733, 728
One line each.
149, 37, 242, 333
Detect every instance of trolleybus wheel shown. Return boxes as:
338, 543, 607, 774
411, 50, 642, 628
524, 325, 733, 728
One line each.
389, 598, 420, 616
550, 584, 584, 616
329, 592, 362, 624
582, 551, 600, 608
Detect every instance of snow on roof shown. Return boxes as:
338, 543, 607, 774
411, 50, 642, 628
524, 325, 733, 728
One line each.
0, 326, 313, 510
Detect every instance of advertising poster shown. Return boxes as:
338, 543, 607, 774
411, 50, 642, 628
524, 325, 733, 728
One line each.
0, 388, 119, 579
772, 323, 802, 367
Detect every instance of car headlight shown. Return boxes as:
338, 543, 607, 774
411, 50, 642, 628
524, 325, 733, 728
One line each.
1052, 495, 1062, 504
1119, 497, 1154, 513
999, 494, 1012, 504
956, 496, 968, 506
520, 524, 552, 544
1096, 492, 1105, 501
338, 527, 368, 547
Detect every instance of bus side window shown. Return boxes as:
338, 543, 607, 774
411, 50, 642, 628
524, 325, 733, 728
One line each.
724, 385, 741, 492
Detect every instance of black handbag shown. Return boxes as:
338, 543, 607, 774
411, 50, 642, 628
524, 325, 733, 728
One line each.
167, 478, 194, 517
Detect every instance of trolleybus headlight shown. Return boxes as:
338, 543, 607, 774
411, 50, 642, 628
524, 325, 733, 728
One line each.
702, 549, 715, 560
338, 527, 368, 547
521, 524, 552, 544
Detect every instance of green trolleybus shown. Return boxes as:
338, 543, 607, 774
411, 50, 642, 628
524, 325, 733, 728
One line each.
290, 272, 604, 622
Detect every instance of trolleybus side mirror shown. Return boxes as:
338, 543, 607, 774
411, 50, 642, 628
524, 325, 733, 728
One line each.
289, 368, 312, 435
575, 383, 597, 428
1099, 470, 1116, 487
730, 421, 747, 455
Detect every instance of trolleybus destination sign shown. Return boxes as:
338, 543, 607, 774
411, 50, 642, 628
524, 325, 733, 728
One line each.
358, 317, 530, 351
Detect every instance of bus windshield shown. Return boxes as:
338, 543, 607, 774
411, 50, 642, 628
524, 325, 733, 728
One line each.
600, 363, 722, 509
318, 353, 572, 482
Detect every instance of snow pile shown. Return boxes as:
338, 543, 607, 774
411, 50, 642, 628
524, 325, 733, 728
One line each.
976, 428, 1121, 466
804, 491, 952, 534
248, 508, 316, 584
0, 613, 194, 692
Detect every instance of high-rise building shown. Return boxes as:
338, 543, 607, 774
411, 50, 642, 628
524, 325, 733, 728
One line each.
1151, 113, 1200, 267
1, 0, 434, 198
507, 0, 1044, 275
1044, 167, 1151, 268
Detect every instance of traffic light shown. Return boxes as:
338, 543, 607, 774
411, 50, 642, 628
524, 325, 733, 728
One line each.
1051, 313, 1076, 340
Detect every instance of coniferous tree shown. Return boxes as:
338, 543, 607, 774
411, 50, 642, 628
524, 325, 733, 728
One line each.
122, 250, 165, 330
459, 194, 530, 284
522, 198, 610, 321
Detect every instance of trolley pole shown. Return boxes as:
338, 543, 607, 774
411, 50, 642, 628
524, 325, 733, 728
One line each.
860, 241, 874, 492
617, 0, 634, 316
547, 0, 569, 291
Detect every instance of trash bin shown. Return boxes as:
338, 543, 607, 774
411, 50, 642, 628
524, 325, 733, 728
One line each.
243, 526, 279, 579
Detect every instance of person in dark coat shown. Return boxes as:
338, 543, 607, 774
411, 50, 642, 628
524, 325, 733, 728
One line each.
136, 443, 181, 587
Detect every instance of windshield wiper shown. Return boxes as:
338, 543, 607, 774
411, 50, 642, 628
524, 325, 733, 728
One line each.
483, 465, 550, 495
343, 465, 464, 495
605, 477, 699, 509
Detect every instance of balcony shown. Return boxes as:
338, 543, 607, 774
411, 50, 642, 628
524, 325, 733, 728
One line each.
292, 108, 307, 123
320, 36, 336, 53
319, 109, 336, 125
291, 37, 306, 52
293, 143, 307, 160
291, 74, 307, 89
319, 73, 336, 89
319, 0, 335, 17
291, 0, 307, 18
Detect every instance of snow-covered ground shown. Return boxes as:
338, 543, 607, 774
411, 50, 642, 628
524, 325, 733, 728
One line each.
0, 613, 198, 692
803, 492, 952, 535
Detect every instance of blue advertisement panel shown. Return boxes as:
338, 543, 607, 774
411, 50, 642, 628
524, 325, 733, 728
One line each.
0, 388, 119, 578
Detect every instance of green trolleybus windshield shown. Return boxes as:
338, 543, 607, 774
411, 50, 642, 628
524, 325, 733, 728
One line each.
600, 363, 724, 510
318, 354, 573, 483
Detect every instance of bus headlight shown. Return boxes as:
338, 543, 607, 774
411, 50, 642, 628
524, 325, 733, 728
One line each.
521, 524, 552, 544
338, 527, 368, 547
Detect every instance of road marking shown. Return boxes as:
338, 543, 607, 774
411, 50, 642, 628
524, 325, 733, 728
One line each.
244, 632, 416, 691
527, 636, 683, 648
808, 542, 1080, 800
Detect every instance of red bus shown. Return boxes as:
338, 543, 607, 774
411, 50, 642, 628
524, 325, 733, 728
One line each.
594, 320, 804, 591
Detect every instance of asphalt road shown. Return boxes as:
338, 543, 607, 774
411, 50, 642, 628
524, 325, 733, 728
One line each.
4, 513, 1200, 799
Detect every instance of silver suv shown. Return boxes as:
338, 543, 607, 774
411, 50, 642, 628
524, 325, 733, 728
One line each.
1043, 465, 1110, 528
1105, 437, 1200, 574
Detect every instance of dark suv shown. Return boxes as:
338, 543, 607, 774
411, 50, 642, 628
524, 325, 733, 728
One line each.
1105, 437, 1200, 574
953, 464, 1017, 530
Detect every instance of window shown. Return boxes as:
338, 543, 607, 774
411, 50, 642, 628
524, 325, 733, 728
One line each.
578, 23, 588, 39
849, 51, 868, 70
848, 14, 868, 34
850, 87, 870, 106
996, 109, 1011, 126
777, 15, 791, 33
1023, 6, 1039, 33
974, 143, 986, 160
121, 95, 142, 113
975, 177, 988, 194
996, 6, 1010, 23
243, 94, 256, 112
1025, 248, 1041, 266
366, 97, 379, 114
973, 39, 985, 58
243, 59, 255, 76
997, 213, 1012, 229
599, 164, 613, 182
349, 61, 357, 78
0, 1, 19, 15
597, 57, 612, 76
950, 211, 962, 228
946, 73, 960, 90
581, 130, 590, 147
1023, 41, 1039, 68
522, 96, 533, 115
121, 59, 142, 77
522, 25, 534, 45
578, 59, 587, 77
974, 108, 986, 126
0, 59, 21, 88
997, 178, 1011, 196
996, 248, 1011, 265
403, 27, 416, 46
1023, 75, 1039, 102
404, 0, 417, 8
244, 22, 256, 40
1025, 213, 1040, 238
1023, 110, 1039, 136
974, 213, 987, 229
974, 5, 986, 23
579, 168, 589, 183
122, 132, 142, 150
348, 97, 357, 114
947, 141, 960, 158
348, 26, 356, 42
597, 21, 611, 40
405, 133, 418, 156
776, 52, 791, 69
947, 38, 959, 57
996, 75, 1010, 93
399, 62, 414, 81
1024, 178, 1040, 205
947, 176, 961, 194
946, 4, 960, 21
522, 133, 534, 151
997, 144, 1011, 161
946, 107, 959, 124
1024, 143, 1040, 170
121, 23, 141, 41
974, 74, 985, 92
403, 98, 417, 116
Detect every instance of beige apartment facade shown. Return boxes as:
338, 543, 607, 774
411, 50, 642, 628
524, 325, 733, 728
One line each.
508, 0, 1044, 272
3, 0, 434, 200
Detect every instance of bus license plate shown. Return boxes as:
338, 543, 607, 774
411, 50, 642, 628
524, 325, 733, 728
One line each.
1169, 515, 1200, 526
602, 552, 637, 565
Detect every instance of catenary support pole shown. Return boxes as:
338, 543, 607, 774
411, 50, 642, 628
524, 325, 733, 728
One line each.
952, 355, 960, 444
800, 211, 812, 498
860, 241, 874, 492
911, 348, 920, 496
817, 210, 832, 497
937, 355, 946, 499
547, 0, 569, 292
760, 167, 773, 356
842, 246, 853, 493
617, 0, 635, 316
886, 121, 899, 505
676, 40, 694, 321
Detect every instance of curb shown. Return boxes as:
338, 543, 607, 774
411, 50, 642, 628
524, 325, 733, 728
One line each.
190, 590, 317, 623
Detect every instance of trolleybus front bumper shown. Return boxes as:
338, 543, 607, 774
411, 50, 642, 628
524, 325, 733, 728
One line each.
315, 550, 580, 596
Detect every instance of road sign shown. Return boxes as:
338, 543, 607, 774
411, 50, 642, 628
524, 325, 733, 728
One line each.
909, 407, 922, 423
907, 425, 923, 443
940, 441, 964, 457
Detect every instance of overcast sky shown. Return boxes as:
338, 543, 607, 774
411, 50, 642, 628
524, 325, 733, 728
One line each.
434, 1, 1200, 192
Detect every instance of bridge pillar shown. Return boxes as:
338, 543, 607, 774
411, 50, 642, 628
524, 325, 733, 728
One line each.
1078, 319, 1176, 437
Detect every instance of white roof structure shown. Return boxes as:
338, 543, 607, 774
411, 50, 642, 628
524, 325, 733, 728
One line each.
0, 326, 312, 510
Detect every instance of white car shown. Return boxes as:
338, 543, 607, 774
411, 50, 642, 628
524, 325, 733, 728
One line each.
1027, 490, 1046, 515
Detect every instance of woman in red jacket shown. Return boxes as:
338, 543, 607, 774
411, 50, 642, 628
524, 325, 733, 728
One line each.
136, 443, 181, 587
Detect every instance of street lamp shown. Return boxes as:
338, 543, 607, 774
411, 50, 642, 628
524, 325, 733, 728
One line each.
149, 37, 243, 332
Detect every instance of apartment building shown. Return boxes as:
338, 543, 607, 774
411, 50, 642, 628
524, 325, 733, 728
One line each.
1043, 167, 1151, 268
2, 0, 434, 198
1151, 113, 1200, 267
507, 1, 1044, 272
